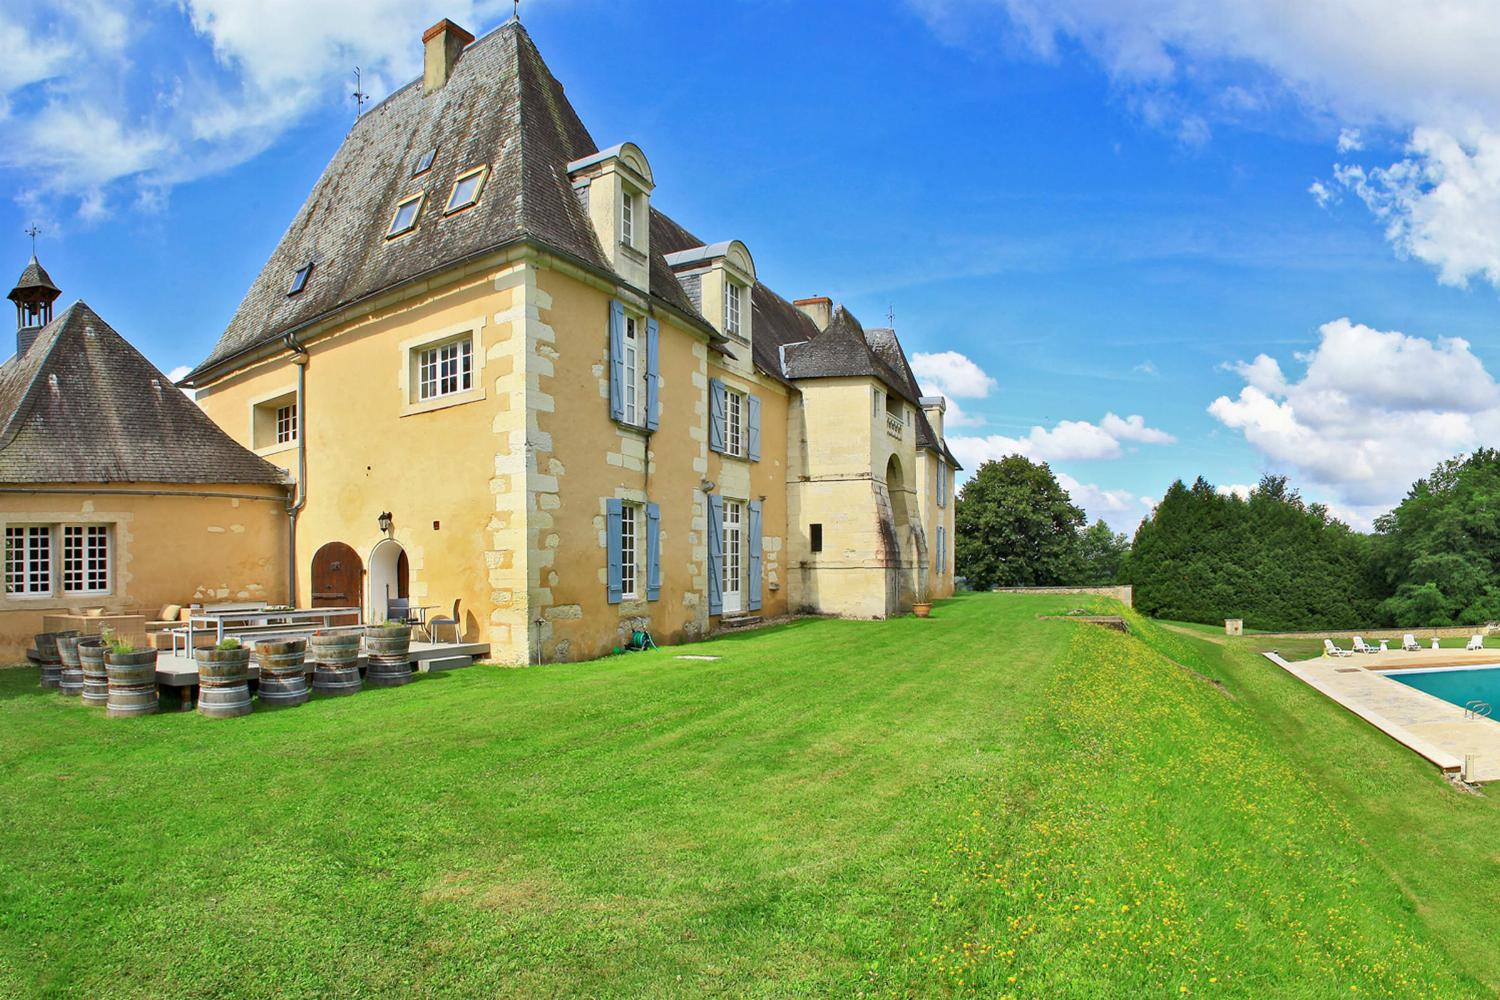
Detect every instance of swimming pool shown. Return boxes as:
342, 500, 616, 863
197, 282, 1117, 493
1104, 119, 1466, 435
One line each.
1384, 665, 1500, 712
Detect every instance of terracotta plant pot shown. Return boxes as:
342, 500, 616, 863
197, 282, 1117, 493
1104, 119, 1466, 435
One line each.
913, 603, 933, 619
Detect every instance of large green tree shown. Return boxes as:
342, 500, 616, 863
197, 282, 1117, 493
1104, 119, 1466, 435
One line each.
954, 455, 1086, 590
1075, 519, 1131, 584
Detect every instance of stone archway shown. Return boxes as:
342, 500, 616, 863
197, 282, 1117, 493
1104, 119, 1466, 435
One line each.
368, 538, 410, 622
310, 542, 363, 624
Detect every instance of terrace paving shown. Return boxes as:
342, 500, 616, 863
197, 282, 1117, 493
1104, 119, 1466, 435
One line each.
1267, 647, 1500, 783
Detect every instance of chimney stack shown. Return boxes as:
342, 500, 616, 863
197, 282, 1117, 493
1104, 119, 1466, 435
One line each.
920, 396, 946, 439
423, 19, 475, 94
794, 296, 832, 332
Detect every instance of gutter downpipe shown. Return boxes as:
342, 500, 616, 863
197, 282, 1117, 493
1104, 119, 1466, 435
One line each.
285, 332, 310, 606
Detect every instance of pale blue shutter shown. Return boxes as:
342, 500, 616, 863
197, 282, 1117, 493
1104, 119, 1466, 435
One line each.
646, 502, 661, 601
645, 318, 660, 432
937, 460, 946, 507
706, 494, 724, 615
605, 498, 623, 604
747, 500, 762, 612
746, 394, 761, 462
936, 525, 944, 574
708, 378, 726, 454
608, 301, 625, 423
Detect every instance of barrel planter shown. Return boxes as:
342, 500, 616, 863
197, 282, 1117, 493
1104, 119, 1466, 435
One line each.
309, 631, 362, 697
256, 639, 310, 707
34, 630, 78, 690
78, 638, 108, 708
195, 646, 252, 719
56, 634, 86, 697
364, 624, 413, 688
105, 648, 159, 718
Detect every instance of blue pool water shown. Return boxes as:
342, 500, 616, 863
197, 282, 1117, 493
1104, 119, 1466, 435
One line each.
1385, 665, 1500, 711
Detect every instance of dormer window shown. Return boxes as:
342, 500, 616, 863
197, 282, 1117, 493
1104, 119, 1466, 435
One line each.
725, 280, 743, 338
387, 193, 424, 239
288, 263, 313, 296
445, 165, 488, 214
413, 147, 437, 177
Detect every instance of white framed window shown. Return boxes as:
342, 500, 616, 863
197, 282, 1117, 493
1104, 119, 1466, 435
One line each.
725, 388, 744, 457
725, 280, 743, 338
5, 526, 51, 596
445, 165, 488, 214
623, 316, 639, 425
275, 402, 297, 445
620, 503, 639, 599
723, 500, 743, 608
62, 525, 109, 595
387, 193, 424, 239
621, 189, 636, 248
418, 336, 473, 401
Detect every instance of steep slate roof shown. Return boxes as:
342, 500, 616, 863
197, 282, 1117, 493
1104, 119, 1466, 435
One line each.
8, 257, 60, 301
0, 302, 287, 485
190, 19, 698, 381
864, 327, 961, 468
783, 307, 921, 405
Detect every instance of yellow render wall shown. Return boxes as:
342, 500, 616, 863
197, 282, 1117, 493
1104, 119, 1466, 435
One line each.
0, 483, 287, 661
915, 449, 956, 601
194, 261, 532, 661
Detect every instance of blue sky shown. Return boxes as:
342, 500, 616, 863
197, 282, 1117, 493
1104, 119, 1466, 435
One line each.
8, 1, 1500, 531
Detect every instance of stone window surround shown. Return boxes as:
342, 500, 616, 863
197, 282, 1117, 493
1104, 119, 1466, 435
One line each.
247, 384, 300, 458
398, 315, 488, 418
3, 520, 115, 600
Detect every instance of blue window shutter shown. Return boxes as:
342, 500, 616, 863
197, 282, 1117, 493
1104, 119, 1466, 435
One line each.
748, 500, 763, 612
606, 498, 623, 604
937, 460, 946, 507
608, 301, 625, 423
706, 494, 724, 615
936, 525, 944, 574
646, 502, 661, 601
747, 394, 761, 462
645, 318, 660, 432
708, 378, 726, 454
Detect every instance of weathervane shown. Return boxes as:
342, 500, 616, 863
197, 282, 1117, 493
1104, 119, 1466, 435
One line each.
24, 224, 40, 256
513, 0, 521, 20
887, 304, 895, 328
353, 67, 369, 119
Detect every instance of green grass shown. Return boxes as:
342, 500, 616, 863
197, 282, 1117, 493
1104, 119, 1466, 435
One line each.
0, 595, 1493, 997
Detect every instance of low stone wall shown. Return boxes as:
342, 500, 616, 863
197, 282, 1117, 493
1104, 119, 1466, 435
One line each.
1247, 625, 1496, 641
992, 585, 1133, 609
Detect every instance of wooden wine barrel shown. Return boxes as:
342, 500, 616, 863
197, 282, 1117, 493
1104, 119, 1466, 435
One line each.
105, 649, 159, 718
364, 624, 412, 688
195, 647, 252, 719
56, 634, 85, 697
34, 630, 77, 689
78, 639, 108, 707
256, 639, 309, 707
310, 631, 363, 697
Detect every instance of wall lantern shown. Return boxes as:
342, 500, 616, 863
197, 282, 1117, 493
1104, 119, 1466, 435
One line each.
700, 479, 716, 494
377, 511, 393, 534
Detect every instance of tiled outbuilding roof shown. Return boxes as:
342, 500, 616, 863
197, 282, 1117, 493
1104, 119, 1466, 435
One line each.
0, 302, 288, 485
8, 257, 60, 301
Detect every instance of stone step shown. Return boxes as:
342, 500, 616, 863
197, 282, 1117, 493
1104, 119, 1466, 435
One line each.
720, 615, 763, 630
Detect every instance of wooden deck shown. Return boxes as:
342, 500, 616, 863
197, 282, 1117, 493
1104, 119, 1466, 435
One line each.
153, 641, 491, 686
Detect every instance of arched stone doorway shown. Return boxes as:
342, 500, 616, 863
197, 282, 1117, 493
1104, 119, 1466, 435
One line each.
310, 542, 363, 623
883, 454, 923, 614
368, 538, 410, 622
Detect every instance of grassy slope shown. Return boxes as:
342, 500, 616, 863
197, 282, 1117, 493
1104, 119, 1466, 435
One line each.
0, 595, 1488, 998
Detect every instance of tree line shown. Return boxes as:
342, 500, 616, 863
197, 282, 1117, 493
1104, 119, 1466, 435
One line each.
953, 449, 1500, 631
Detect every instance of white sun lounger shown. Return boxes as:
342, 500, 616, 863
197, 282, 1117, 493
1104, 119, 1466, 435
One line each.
1467, 634, 1485, 651
1324, 638, 1354, 658
1402, 633, 1420, 652
1352, 636, 1379, 654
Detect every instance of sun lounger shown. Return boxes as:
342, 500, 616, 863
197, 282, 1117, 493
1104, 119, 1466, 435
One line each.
1352, 636, 1379, 654
1324, 638, 1354, 658
1467, 634, 1485, 651
1402, 633, 1420, 651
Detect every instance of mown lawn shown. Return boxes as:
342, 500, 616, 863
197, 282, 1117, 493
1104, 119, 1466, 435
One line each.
0, 594, 1493, 997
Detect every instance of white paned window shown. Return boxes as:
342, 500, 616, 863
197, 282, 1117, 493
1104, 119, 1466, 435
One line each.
62, 525, 109, 594
725, 280, 742, 338
620, 503, 639, 599
276, 403, 297, 444
417, 337, 473, 401
621, 190, 636, 247
726, 389, 744, 457
5, 526, 51, 595
623, 316, 640, 425
723, 501, 743, 598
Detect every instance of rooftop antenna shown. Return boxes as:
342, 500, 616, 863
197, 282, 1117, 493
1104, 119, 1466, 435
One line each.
352, 67, 369, 120
24, 224, 40, 257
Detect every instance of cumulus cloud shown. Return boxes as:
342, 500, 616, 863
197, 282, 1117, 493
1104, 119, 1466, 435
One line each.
909, 0, 1500, 290
1215, 483, 1256, 500
947, 412, 1173, 467
0, 1, 506, 217
910, 350, 998, 429
1056, 471, 1151, 531
1209, 318, 1500, 507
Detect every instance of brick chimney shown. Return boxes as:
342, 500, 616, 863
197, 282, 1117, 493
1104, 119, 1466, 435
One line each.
794, 296, 831, 332
423, 19, 475, 93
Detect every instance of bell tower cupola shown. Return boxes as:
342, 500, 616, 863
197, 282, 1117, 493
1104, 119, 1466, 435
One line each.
8, 256, 61, 358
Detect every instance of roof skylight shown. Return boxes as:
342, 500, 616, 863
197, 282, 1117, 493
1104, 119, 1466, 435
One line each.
414, 147, 437, 177
387, 193, 425, 239
445, 166, 488, 215
287, 262, 313, 296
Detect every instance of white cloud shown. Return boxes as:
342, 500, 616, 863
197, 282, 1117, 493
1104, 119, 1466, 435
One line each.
1209, 317, 1500, 507
1133, 360, 1158, 376
910, 350, 998, 399
1308, 180, 1334, 208
1056, 471, 1151, 531
1215, 483, 1255, 500
948, 412, 1173, 466
0, 1, 506, 217
909, 0, 1500, 290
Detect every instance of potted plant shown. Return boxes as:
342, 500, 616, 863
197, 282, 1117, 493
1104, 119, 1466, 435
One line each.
194, 637, 253, 718
256, 637, 309, 707
365, 620, 413, 687
913, 569, 933, 619
310, 629, 362, 697
104, 638, 159, 718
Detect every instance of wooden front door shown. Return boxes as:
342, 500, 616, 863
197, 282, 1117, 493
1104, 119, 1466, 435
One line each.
311, 542, 363, 622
